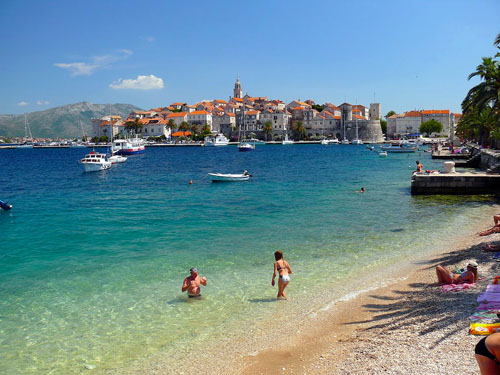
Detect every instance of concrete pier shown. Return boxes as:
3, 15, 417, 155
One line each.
411, 171, 500, 195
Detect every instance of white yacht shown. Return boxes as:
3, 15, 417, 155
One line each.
282, 133, 294, 145
205, 133, 229, 147
79, 151, 112, 172
112, 138, 145, 155
351, 139, 364, 145
341, 139, 350, 145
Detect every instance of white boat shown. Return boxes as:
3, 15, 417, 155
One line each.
238, 142, 255, 152
282, 133, 294, 145
320, 139, 329, 145
205, 133, 229, 147
108, 153, 127, 163
79, 151, 112, 172
380, 144, 417, 153
208, 172, 251, 182
112, 138, 145, 155
242, 138, 266, 145
379, 151, 388, 157
341, 139, 350, 145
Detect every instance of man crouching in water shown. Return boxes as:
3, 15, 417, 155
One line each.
182, 267, 207, 298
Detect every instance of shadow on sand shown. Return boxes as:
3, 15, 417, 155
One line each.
344, 239, 500, 348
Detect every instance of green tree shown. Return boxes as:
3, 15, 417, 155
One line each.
263, 121, 273, 141
419, 119, 443, 137
200, 124, 212, 138
385, 110, 396, 119
125, 118, 143, 135
312, 104, 325, 112
179, 121, 190, 132
292, 121, 306, 140
380, 119, 387, 135
457, 106, 497, 145
190, 124, 199, 136
166, 119, 177, 137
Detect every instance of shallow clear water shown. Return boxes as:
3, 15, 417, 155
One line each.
0, 145, 495, 374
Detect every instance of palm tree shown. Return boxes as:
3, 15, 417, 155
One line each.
125, 117, 143, 135
462, 57, 500, 114
200, 123, 211, 137
457, 106, 497, 145
263, 121, 273, 141
179, 121, 190, 133
166, 119, 177, 138
292, 121, 306, 141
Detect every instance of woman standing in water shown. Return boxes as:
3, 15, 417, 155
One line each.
271, 250, 292, 300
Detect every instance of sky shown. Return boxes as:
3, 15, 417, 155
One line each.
0, 0, 499, 115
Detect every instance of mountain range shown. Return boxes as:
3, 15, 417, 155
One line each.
0, 102, 143, 139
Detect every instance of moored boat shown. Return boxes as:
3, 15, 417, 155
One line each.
112, 138, 145, 155
238, 142, 255, 152
205, 134, 229, 147
79, 151, 112, 172
282, 134, 294, 145
380, 144, 417, 153
208, 171, 251, 182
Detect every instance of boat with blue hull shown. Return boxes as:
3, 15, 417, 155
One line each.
0, 199, 12, 210
112, 138, 145, 155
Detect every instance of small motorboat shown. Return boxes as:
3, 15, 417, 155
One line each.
108, 153, 127, 163
208, 171, 251, 182
79, 151, 112, 172
379, 151, 388, 157
238, 142, 255, 152
0, 199, 12, 211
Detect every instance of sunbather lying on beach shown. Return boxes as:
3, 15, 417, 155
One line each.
479, 225, 500, 236
483, 243, 500, 252
475, 333, 500, 374
435, 262, 478, 285
478, 215, 500, 236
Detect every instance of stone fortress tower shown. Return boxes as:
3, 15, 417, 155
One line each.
340, 102, 384, 143
233, 78, 242, 99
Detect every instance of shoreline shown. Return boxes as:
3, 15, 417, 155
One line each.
114, 204, 500, 375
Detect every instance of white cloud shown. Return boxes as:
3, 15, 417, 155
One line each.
54, 62, 98, 76
144, 36, 155, 43
18, 101, 29, 106
36, 100, 50, 105
109, 75, 164, 90
54, 50, 133, 76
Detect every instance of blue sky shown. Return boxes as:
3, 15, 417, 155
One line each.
0, 0, 499, 115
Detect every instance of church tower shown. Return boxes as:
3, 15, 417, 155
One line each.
233, 78, 242, 99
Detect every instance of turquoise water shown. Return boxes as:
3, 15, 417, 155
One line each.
0, 145, 495, 374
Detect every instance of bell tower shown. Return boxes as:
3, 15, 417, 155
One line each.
233, 78, 242, 99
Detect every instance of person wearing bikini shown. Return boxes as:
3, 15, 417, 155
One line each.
271, 250, 292, 300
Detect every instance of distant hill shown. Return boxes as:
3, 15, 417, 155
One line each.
0, 102, 143, 139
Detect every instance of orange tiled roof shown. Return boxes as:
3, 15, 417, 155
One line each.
454, 113, 462, 117
334, 115, 341, 120
214, 99, 227, 104
188, 110, 210, 116
421, 110, 450, 115
226, 113, 236, 117
352, 108, 361, 113
353, 114, 365, 120
352, 105, 366, 109
245, 110, 259, 115
404, 111, 421, 117
166, 112, 187, 118
232, 97, 244, 102
172, 131, 192, 137
171, 102, 185, 106
293, 106, 305, 111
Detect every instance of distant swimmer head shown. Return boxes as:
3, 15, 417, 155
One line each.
190, 267, 199, 274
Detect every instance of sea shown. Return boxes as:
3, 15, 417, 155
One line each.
0, 144, 496, 374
